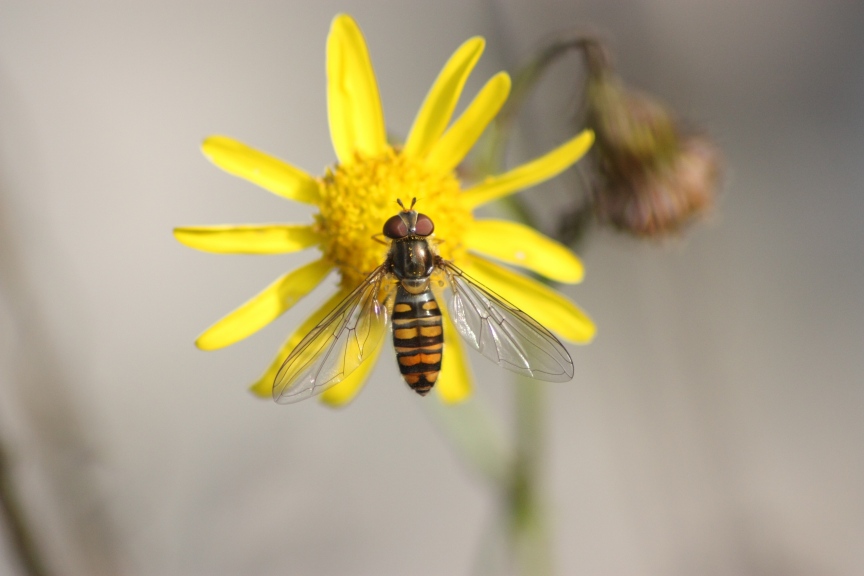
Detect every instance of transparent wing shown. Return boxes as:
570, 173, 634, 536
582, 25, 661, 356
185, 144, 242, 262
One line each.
273, 265, 395, 403
435, 261, 574, 382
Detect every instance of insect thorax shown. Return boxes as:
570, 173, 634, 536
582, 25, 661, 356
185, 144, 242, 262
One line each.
389, 237, 434, 294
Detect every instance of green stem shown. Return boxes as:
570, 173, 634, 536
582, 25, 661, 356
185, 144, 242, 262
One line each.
508, 376, 552, 576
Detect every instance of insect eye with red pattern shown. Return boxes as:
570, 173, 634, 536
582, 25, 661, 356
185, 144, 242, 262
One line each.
383, 214, 409, 239
414, 213, 434, 236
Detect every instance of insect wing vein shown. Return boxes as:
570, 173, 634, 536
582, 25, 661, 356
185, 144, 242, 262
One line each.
273, 265, 392, 403
437, 262, 575, 382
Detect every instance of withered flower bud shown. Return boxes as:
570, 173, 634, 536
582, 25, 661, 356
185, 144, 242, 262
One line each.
583, 41, 722, 238
593, 134, 721, 237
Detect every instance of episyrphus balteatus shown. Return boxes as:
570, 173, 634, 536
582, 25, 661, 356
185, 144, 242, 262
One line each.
273, 199, 575, 403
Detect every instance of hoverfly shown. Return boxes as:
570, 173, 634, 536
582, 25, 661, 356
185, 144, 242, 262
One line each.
273, 199, 575, 403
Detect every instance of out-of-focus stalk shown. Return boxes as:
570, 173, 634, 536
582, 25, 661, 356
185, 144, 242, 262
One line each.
0, 440, 50, 576
507, 376, 552, 576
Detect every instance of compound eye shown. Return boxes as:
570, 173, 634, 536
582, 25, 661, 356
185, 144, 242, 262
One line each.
383, 215, 409, 239
414, 213, 435, 236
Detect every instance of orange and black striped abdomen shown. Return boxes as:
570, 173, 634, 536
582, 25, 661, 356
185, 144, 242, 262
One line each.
392, 286, 443, 396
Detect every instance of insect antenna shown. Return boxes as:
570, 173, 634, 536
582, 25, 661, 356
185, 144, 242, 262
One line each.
396, 197, 418, 212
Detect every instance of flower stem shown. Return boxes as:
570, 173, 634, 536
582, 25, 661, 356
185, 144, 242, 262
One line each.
507, 376, 552, 576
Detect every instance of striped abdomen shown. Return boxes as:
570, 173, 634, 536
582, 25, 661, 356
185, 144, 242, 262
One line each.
392, 286, 443, 396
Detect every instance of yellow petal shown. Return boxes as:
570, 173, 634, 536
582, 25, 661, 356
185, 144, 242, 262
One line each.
202, 136, 321, 204
464, 219, 584, 283
196, 259, 332, 351
319, 341, 384, 407
461, 255, 595, 343
327, 14, 387, 164
249, 290, 347, 398
425, 72, 511, 173
403, 37, 485, 160
173, 224, 321, 254
461, 129, 595, 209
436, 317, 473, 404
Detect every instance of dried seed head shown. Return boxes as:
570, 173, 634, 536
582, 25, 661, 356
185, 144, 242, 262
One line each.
593, 134, 722, 237
582, 42, 722, 238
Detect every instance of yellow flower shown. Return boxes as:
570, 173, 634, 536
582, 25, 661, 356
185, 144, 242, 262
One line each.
175, 14, 595, 406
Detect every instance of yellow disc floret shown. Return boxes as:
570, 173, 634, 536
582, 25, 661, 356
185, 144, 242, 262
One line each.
316, 146, 470, 289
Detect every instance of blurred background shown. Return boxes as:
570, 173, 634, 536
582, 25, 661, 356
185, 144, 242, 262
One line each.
1, 1, 862, 575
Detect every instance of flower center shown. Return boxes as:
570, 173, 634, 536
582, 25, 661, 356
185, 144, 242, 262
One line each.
316, 147, 471, 289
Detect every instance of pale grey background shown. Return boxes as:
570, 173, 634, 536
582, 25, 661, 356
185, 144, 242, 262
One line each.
1, 1, 862, 575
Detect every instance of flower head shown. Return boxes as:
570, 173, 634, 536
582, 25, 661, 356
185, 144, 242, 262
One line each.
175, 14, 595, 405
582, 40, 722, 238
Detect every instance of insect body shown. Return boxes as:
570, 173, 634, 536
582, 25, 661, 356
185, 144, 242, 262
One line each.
273, 199, 575, 403
385, 203, 443, 395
